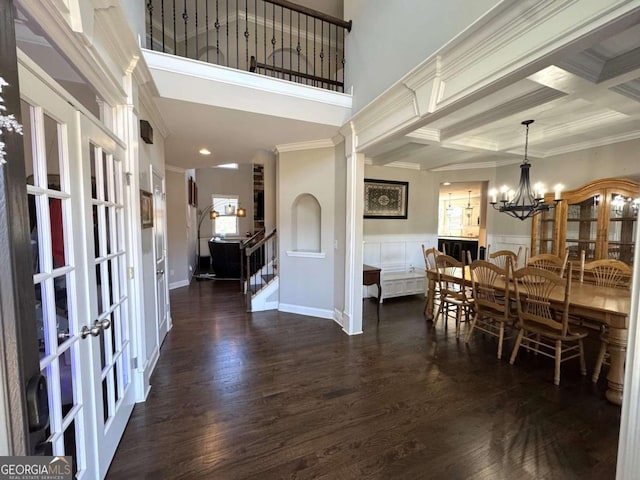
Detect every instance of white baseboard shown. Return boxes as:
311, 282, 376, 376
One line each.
134, 346, 159, 403
278, 303, 333, 319
333, 308, 344, 327
169, 279, 190, 290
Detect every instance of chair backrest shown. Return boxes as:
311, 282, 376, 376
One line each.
469, 260, 511, 320
526, 252, 568, 277
422, 245, 442, 270
488, 250, 518, 270
435, 254, 468, 301
512, 263, 572, 337
583, 259, 632, 288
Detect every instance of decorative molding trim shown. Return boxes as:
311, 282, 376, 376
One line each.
144, 49, 352, 108
333, 308, 344, 327
430, 160, 501, 171
278, 303, 334, 320
406, 127, 441, 143
169, 279, 190, 290
543, 130, 640, 157
275, 139, 336, 153
384, 161, 422, 170
165, 164, 186, 174
285, 250, 326, 258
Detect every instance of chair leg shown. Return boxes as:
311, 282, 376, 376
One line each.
465, 312, 478, 343
497, 323, 505, 360
592, 340, 608, 383
510, 330, 524, 365
434, 301, 443, 328
455, 306, 462, 339
579, 339, 586, 376
554, 340, 562, 386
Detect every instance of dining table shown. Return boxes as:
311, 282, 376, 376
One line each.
425, 268, 631, 405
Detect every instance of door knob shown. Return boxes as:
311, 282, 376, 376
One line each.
97, 318, 111, 330
81, 324, 101, 339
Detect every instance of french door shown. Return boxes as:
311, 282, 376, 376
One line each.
20, 57, 134, 479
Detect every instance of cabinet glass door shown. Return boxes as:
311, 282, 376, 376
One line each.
565, 195, 599, 262
533, 208, 555, 255
607, 193, 638, 265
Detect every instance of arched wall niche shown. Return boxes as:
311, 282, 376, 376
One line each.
292, 193, 321, 252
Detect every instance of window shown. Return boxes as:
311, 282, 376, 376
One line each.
212, 195, 238, 236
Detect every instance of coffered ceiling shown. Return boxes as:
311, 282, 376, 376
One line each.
369, 21, 640, 171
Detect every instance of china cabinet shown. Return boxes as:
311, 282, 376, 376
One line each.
531, 178, 639, 266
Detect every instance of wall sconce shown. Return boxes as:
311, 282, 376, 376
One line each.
236, 206, 246, 217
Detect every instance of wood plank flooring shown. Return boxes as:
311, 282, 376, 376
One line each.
107, 280, 620, 479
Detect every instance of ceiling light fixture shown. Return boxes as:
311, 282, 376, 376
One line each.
465, 190, 474, 224
445, 193, 454, 217
199, 147, 211, 155
489, 120, 562, 221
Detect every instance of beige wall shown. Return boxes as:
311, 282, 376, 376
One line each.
166, 169, 190, 287
278, 146, 336, 313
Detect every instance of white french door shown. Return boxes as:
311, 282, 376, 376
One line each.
80, 116, 135, 479
20, 56, 134, 479
153, 169, 169, 344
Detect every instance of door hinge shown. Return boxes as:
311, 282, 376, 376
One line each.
127, 267, 134, 279
125, 172, 132, 186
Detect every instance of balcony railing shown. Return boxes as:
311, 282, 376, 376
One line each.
145, 0, 351, 92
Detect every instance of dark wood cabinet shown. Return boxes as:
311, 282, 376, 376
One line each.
208, 239, 242, 279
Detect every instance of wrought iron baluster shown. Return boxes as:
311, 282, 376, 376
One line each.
263, 1, 266, 73
328, 22, 331, 91
313, 18, 316, 87
245, 0, 249, 70
271, 3, 276, 76
281, 6, 284, 80
182, 0, 188, 57
305, 16, 308, 83
289, 9, 292, 81
173, 0, 177, 54
205, 0, 209, 61
335, 20, 338, 91
226, 0, 229, 67
195, 0, 199, 58
161, 0, 165, 52
215, 0, 220, 64
254, 0, 257, 66
342, 27, 345, 93
296, 12, 300, 83
235, 0, 239, 69
146, 1, 153, 49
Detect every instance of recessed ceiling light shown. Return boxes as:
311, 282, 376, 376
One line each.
215, 163, 238, 169
443, 182, 451, 186
199, 148, 211, 155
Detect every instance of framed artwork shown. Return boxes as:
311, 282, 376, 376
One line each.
188, 177, 193, 206
364, 179, 409, 219
192, 182, 198, 207
140, 190, 154, 228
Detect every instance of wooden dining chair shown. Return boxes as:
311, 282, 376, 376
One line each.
585, 259, 633, 382
488, 249, 519, 270
509, 263, 588, 385
422, 245, 442, 270
466, 259, 516, 359
434, 254, 473, 338
526, 252, 569, 277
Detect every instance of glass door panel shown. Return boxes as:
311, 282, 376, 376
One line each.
534, 208, 555, 254
608, 193, 638, 265
565, 196, 598, 261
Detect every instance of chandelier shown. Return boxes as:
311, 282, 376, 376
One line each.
465, 190, 473, 224
490, 120, 562, 221
445, 193, 454, 217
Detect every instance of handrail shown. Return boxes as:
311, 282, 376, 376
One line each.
241, 228, 266, 248
145, 0, 350, 93
264, 0, 352, 31
246, 228, 277, 256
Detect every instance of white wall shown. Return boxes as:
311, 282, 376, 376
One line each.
137, 105, 166, 377
121, 0, 147, 48
195, 164, 254, 255
278, 146, 336, 317
344, 0, 499, 112
166, 168, 191, 288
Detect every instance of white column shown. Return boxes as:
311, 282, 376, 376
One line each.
616, 214, 640, 479
342, 124, 364, 335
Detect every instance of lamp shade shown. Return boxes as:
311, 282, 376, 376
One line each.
236, 206, 246, 217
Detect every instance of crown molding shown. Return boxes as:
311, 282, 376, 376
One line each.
542, 130, 640, 157
274, 138, 336, 153
430, 160, 501, 172
166, 164, 186, 173
385, 161, 422, 171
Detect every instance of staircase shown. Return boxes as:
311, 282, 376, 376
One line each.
242, 229, 278, 312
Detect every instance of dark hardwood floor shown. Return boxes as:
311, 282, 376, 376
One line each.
107, 280, 620, 479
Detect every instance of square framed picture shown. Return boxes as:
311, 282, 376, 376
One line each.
140, 189, 154, 228
364, 179, 409, 219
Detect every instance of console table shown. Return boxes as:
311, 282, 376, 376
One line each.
363, 264, 381, 322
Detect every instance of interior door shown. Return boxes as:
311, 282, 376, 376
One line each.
153, 169, 169, 344
80, 115, 135, 479
20, 59, 98, 477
